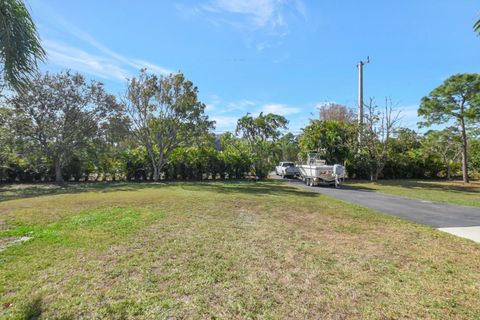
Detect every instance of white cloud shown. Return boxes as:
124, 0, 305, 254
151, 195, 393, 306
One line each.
37, 1, 172, 81
205, 97, 302, 132
205, 103, 216, 112
175, 0, 306, 53
204, 94, 222, 112
293, 0, 307, 19
256, 41, 271, 51
398, 105, 419, 117
200, 0, 306, 31
44, 40, 130, 81
204, 97, 256, 114
207, 0, 281, 28
174, 3, 202, 19
259, 103, 301, 116
226, 99, 256, 112
397, 105, 421, 128
131, 60, 174, 76
211, 115, 238, 130
44, 38, 174, 82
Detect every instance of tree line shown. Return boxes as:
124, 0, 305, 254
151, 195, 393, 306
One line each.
1, 0, 480, 183
0, 70, 296, 182
0, 70, 479, 183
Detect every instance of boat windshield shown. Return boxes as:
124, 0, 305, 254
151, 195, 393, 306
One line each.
307, 152, 326, 165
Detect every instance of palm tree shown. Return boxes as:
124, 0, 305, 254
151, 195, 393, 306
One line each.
0, 0, 45, 91
475, 18, 480, 34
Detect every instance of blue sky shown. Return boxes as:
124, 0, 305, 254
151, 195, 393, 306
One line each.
28, 0, 480, 133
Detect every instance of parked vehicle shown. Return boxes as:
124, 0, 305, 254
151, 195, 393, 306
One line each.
297, 152, 345, 188
275, 162, 299, 178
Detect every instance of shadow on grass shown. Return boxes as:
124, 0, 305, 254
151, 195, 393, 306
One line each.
280, 177, 377, 193
0, 180, 317, 202
0, 182, 131, 202
21, 297, 43, 320
180, 180, 318, 197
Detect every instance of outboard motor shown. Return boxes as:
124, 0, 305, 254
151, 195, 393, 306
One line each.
333, 164, 344, 176
333, 164, 345, 188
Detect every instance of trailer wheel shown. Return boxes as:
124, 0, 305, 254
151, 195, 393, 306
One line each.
335, 178, 341, 189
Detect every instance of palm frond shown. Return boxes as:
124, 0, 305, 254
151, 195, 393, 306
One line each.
474, 18, 480, 34
0, 0, 46, 92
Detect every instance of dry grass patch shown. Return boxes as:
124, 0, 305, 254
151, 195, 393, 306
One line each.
0, 181, 479, 319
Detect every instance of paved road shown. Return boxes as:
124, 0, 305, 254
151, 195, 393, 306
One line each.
275, 177, 480, 229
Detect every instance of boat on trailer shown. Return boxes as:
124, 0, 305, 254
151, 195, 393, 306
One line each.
297, 151, 345, 188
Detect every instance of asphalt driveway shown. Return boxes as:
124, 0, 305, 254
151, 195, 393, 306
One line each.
273, 176, 480, 243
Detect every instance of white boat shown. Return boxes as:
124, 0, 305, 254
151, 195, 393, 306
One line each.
297, 152, 345, 188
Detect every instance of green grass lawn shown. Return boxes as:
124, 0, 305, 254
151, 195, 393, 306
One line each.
1, 181, 479, 319
345, 179, 480, 207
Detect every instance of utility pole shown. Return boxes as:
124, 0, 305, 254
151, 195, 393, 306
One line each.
357, 56, 369, 125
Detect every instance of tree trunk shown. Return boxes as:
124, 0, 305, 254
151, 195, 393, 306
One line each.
370, 161, 377, 181
446, 163, 451, 180
459, 118, 469, 183
145, 144, 158, 182
54, 157, 63, 183
153, 165, 160, 182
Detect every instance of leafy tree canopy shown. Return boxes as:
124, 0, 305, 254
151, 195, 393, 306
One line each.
418, 73, 480, 183
10, 71, 120, 182
418, 73, 480, 126
124, 69, 213, 181
299, 120, 356, 164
